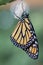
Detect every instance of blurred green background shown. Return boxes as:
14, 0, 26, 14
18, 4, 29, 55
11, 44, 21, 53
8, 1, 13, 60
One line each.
0, 0, 43, 65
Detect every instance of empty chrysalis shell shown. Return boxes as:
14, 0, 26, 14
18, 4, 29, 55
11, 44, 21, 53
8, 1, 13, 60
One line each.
10, 1, 30, 19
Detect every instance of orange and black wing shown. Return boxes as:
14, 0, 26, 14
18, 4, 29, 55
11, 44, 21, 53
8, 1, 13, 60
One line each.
10, 18, 39, 59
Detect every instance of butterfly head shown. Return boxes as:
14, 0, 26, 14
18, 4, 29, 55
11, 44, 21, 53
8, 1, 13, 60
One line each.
21, 11, 29, 20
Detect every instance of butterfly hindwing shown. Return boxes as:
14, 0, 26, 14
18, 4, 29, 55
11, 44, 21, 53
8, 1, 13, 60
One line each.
25, 40, 39, 59
10, 18, 39, 59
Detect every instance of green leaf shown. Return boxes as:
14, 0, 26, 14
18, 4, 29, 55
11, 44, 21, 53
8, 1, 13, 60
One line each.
0, 0, 15, 5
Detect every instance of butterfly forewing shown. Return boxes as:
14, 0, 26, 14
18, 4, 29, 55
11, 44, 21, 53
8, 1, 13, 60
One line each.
11, 18, 32, 45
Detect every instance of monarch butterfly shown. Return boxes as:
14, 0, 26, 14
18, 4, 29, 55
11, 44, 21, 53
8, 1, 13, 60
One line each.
10, 0, 39, 59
